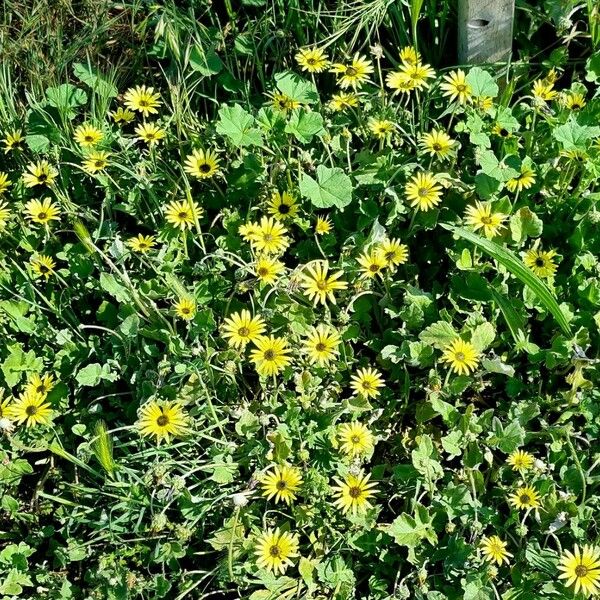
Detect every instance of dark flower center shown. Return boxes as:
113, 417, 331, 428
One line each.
139, 100, 149, 107
269, 545, 281, 557
26, 405, 38, 416
362, 381, 372, 390
455, 352, 465, 361
276, 480, 287, 490
264, 349, 275, 361
316, 280, 328, 290
156, 415, 169, 427
369, 264, 380, 272
258, 268, 269, 277
278, 204, 290, 214
418, 187, 429, 197
178, 211, 189, 219
346, 66, 358, 76
39, 265, 49, 273
500, 128, 509, 137
199, 163, 211, 173
238, 327, 250, 337
36, 385, 47, 393
535, 258, 545, 267
307, 58, 316, 65
575, 565, 588, 577
85, 135, 94, 142
456, 84, 466, 92
351, 435, 361, 444
38, 212, 47, 220
432, 143, 442, 151
38, 174, 47, 182
349, 486, 362, 498
520, 494, 531, 504
315, 342, 326, 352
262, 233, 273, 242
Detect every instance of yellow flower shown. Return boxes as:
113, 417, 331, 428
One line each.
299, 261, 347, 306
163, 199, 202, 230
303, 324, 341, 365
441, 338, 479, 376
385, 71, 416, 95
315, 215, 333, 235
399, 61, 436, 90
368, 118, 395, 140
127, 234, 156, 253
123, 85, 161, 117
508, 486, 541, 510
350, 367, 384, 399
8, 390, 52, 427
254, 528, 299, 574
332, 471, 378, 515
250, 217, 289, 254
295, 47, 329, 73
249, 335, 292, 377
329, 92, 360, 111
31, 254, 56, 279
338, 422, 374, 456
23, 160, 57, 187
419, 130, 454, 159
523, 247, 558, 278
239, 221, 261, 243
480, 535, 513, 566
330, 53, 374, 89
399, 46, 420, 66
0, 172, 12, 194
25, 373, 55, 397
74, 123, 103, 147
255, 255, 284, 285
378, 238, 408, 268
405, 172, 443, 211
0, 396, 11, 420
269, 92, 300, 113
134, 122, 166, 146
267, 191, 298, 220
492, 123, 512, 138
184, 148, 220, 180
137, 400, 187, 443
532, 79, 557, 102
82, 151, 110, 174
357, 249, 387, 279
110, 107, 136, 124
25, 198, 60, 225
441, 69, 472, 104
506, 450, 534, 471
476, 96, 494, 111
261, 465, 303, 504
221, 310, 266, 349
563, 92, 586, 110
173, 298, 196, 320
3, 129, 24, 153
558, 545, 600, 597
506, 166, 535, 193
0, 200, 11, 229
464, 201, 506, 238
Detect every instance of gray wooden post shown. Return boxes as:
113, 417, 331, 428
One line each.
458, 0, 515, 64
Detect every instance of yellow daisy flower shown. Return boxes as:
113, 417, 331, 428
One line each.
350, 367, 384, 399
419, 130, 455, 159
329, 92, 360, 112
74, 123, 103, 147
137, 400, 187, 443
110, 107, 136, 124
255, 255, 284, 285
31, 254, 56, 279
368, 118, 395, 140
332, 471, 378, 515
563, 92, 586, 110
269, 92, 300, 113
295, 47, 329, 73
8, 390, 52, 427
558, 545, 600, 597
330, 53, 374, 89
506, 450, 534, 471
239, 221, 261, 243
25, 198, 60, 225
22, 160, 57, 187
315, 215, 333, 235
476, 96, 494, 111
254, 528, 299, 575
261, 465, 303, 504
357, 249, 387, 279
523, 247, 558, 278
399, 61, 436, 90
399, 46, 420, 66
173, 298, 196, 320
299, 261, 348, 306
464, 201, 507, 238
506, 166, 535, 193
405, 171, 443, 211
25, 373, 55, 397
378, 238, 408, 268
385, 70, 416, 95
338, 422, 374, 456
480, 535, 513, 566
249, 335, 292, 377
441, 338, 479, 376
123, 85, 161, 117
3, 129, 24, 153
127, 234, 156, 253
0, 172, 12, 194
163, 199, 202, 230
508, 486, 541, 510
184, 148, 221, 179
532, 79, 557, 102
303, 324, 341, 366
221, 310, 266, 349
82, 151, 110, 174
134, 122, 166, 146
441, 69, 472, 104
267, 191, 298, 220
0, 200, 11, 229
250, 216, 289, 254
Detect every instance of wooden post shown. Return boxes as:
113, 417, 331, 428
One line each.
458, 0, 515, 64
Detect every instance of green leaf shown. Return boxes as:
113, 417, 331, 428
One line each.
99, 272, 130, 304
45, 84, 87, 116
284, 109, 324, 143
1, 344, 43, 387
188, 45, 223, 76
216, 104, 263, 147
299, 165, 353, 209
419, 321, 457, 349
466, 67, 499, 98
475, 150, 519, 182
470, 322, 495, 352
72, 63, 118, 98
411, 435, 444, 481
553, 118, 600, 150
442, 225, 571, 336
463, 581, 493, 600
488, 418, 525, 453
510, 207, 543, 244
75, 363, 103, 387
274, 71, 319, 104
387, 505, 437, 549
